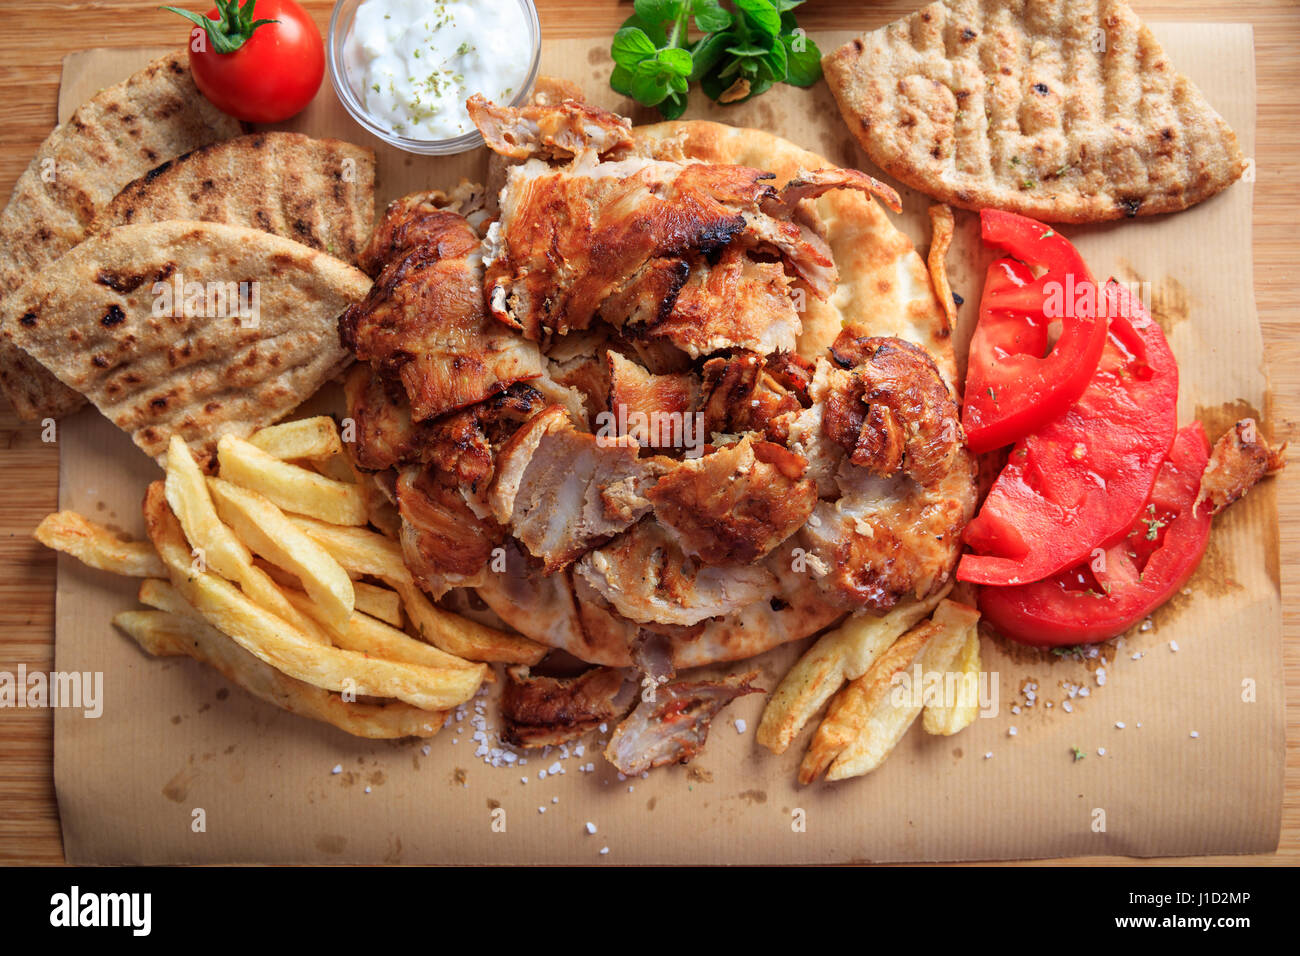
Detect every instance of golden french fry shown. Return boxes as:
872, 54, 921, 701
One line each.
922, 626, 983, 737
164, 436, 330, 644
756, 588, 948, 755
217, 434, 367, 526
33, 511, 165, 577
248, 416, 344, 462
395, 581, 546, 665
801, 600, 980, 783
113, 610, 447, 739
138, 578, 194, 618
312, 453, 357, 484
207, 476, 354, 634
927, 203, 957, 334
277, 585, 483, 672
285, 514, 547, 664
143, 482, 482, 711
353, 581, 403, 627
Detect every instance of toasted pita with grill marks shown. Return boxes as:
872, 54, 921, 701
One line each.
1, 220, 371, 464
0, 50, 243, 421
823, 0, 1247, 223
90, 132, 376, 265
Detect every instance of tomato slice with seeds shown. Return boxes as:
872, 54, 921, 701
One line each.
961, 210, 1109, 455
958, 280, 1179, 586
977, 424, 1212, 646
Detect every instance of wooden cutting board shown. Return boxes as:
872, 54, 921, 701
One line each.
0, 0, 1297, 866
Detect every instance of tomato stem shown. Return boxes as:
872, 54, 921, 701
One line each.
161, 0, 278, 55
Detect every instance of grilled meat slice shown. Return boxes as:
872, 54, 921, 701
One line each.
1196, 418, 1287, 516
797, 329, 976, 611
604, 671, 762, 776
603, 351, 699, 450
467, 93, 633, 161
645, 246, 801, 357
343, 363, 432, 472
576, 519, 775, 626
823, 331, 963, 486
395, 464, 502, 597
487, 406, 661, 572
500, 665, 637, 748
647, 435, 817, 564
357, 188, 487, 277
340, 209, 542, 421
699, 349, 812, 440
484, 154, 776, 339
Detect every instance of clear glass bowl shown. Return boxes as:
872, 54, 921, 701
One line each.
328, 0, 542, 155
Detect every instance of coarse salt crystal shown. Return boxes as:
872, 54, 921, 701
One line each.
585, 822, 597, 834
1008, 727, 1017, 736
1190, 731, 1199, 738
1062, 701, 1073, 713
331, 764, 342, 775
1169, 640, 1179, 652
1115, 721, 1126, 729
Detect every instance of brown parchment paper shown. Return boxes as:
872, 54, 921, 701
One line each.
51, 25, 1282, 864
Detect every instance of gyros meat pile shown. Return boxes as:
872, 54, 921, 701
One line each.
340, 96, 977, 770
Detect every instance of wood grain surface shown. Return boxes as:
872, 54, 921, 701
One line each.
0, 0, 1294, 866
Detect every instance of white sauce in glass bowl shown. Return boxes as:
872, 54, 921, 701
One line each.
345, 0, 530, 140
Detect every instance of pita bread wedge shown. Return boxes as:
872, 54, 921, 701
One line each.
0, 50, 242, 422
823, 0, 1248, 223
1, 220, 370, 464
90, 132, 376, 265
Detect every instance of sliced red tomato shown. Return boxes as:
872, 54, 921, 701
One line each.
978, 424, 1212, 646
961, 210, 1109, 454
958, 280, 1179, 586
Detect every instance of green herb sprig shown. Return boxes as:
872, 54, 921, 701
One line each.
609, 0, 821, 119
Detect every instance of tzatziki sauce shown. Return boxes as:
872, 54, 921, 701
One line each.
346, 0, 531, 140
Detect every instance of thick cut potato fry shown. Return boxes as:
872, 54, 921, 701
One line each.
33, 511, 164, 577
114, 610, 447, 739
278, 586, 484, 673
217, 434, 368, 526
922, 626, 983, 737
288, 514, 547, 665
800, 600, 980, 783
756, 588, 949, 755
143, 482, 484, 711
248, 416, 344, 462
353, 581, 403, 627
164, 435, 330, 643
207, 477, 354, 634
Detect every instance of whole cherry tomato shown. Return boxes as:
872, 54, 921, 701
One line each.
165, 0, 325, 123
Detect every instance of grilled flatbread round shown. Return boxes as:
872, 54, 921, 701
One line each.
89, 132, 376, 265
0, 220, 371, 464
0, 50, 243, 422
822, 0, 1248, 223
473, 121, 966, 669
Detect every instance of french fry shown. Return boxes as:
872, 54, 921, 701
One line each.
113, 610, 447, 739
800, 600, 980, 783
217, 434, 367, 526
278, 586, 483, 673
756, 588, 948, 755
248, 416, 343, 462
922, 626, 983, 737
143, 482, 483, 711
353, 581, 403, 627
33, 511, 165, 578
207, 476, 355, 635
926, 203, 957, 334
287, 514, 547, 664
164, 436, 330, 645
